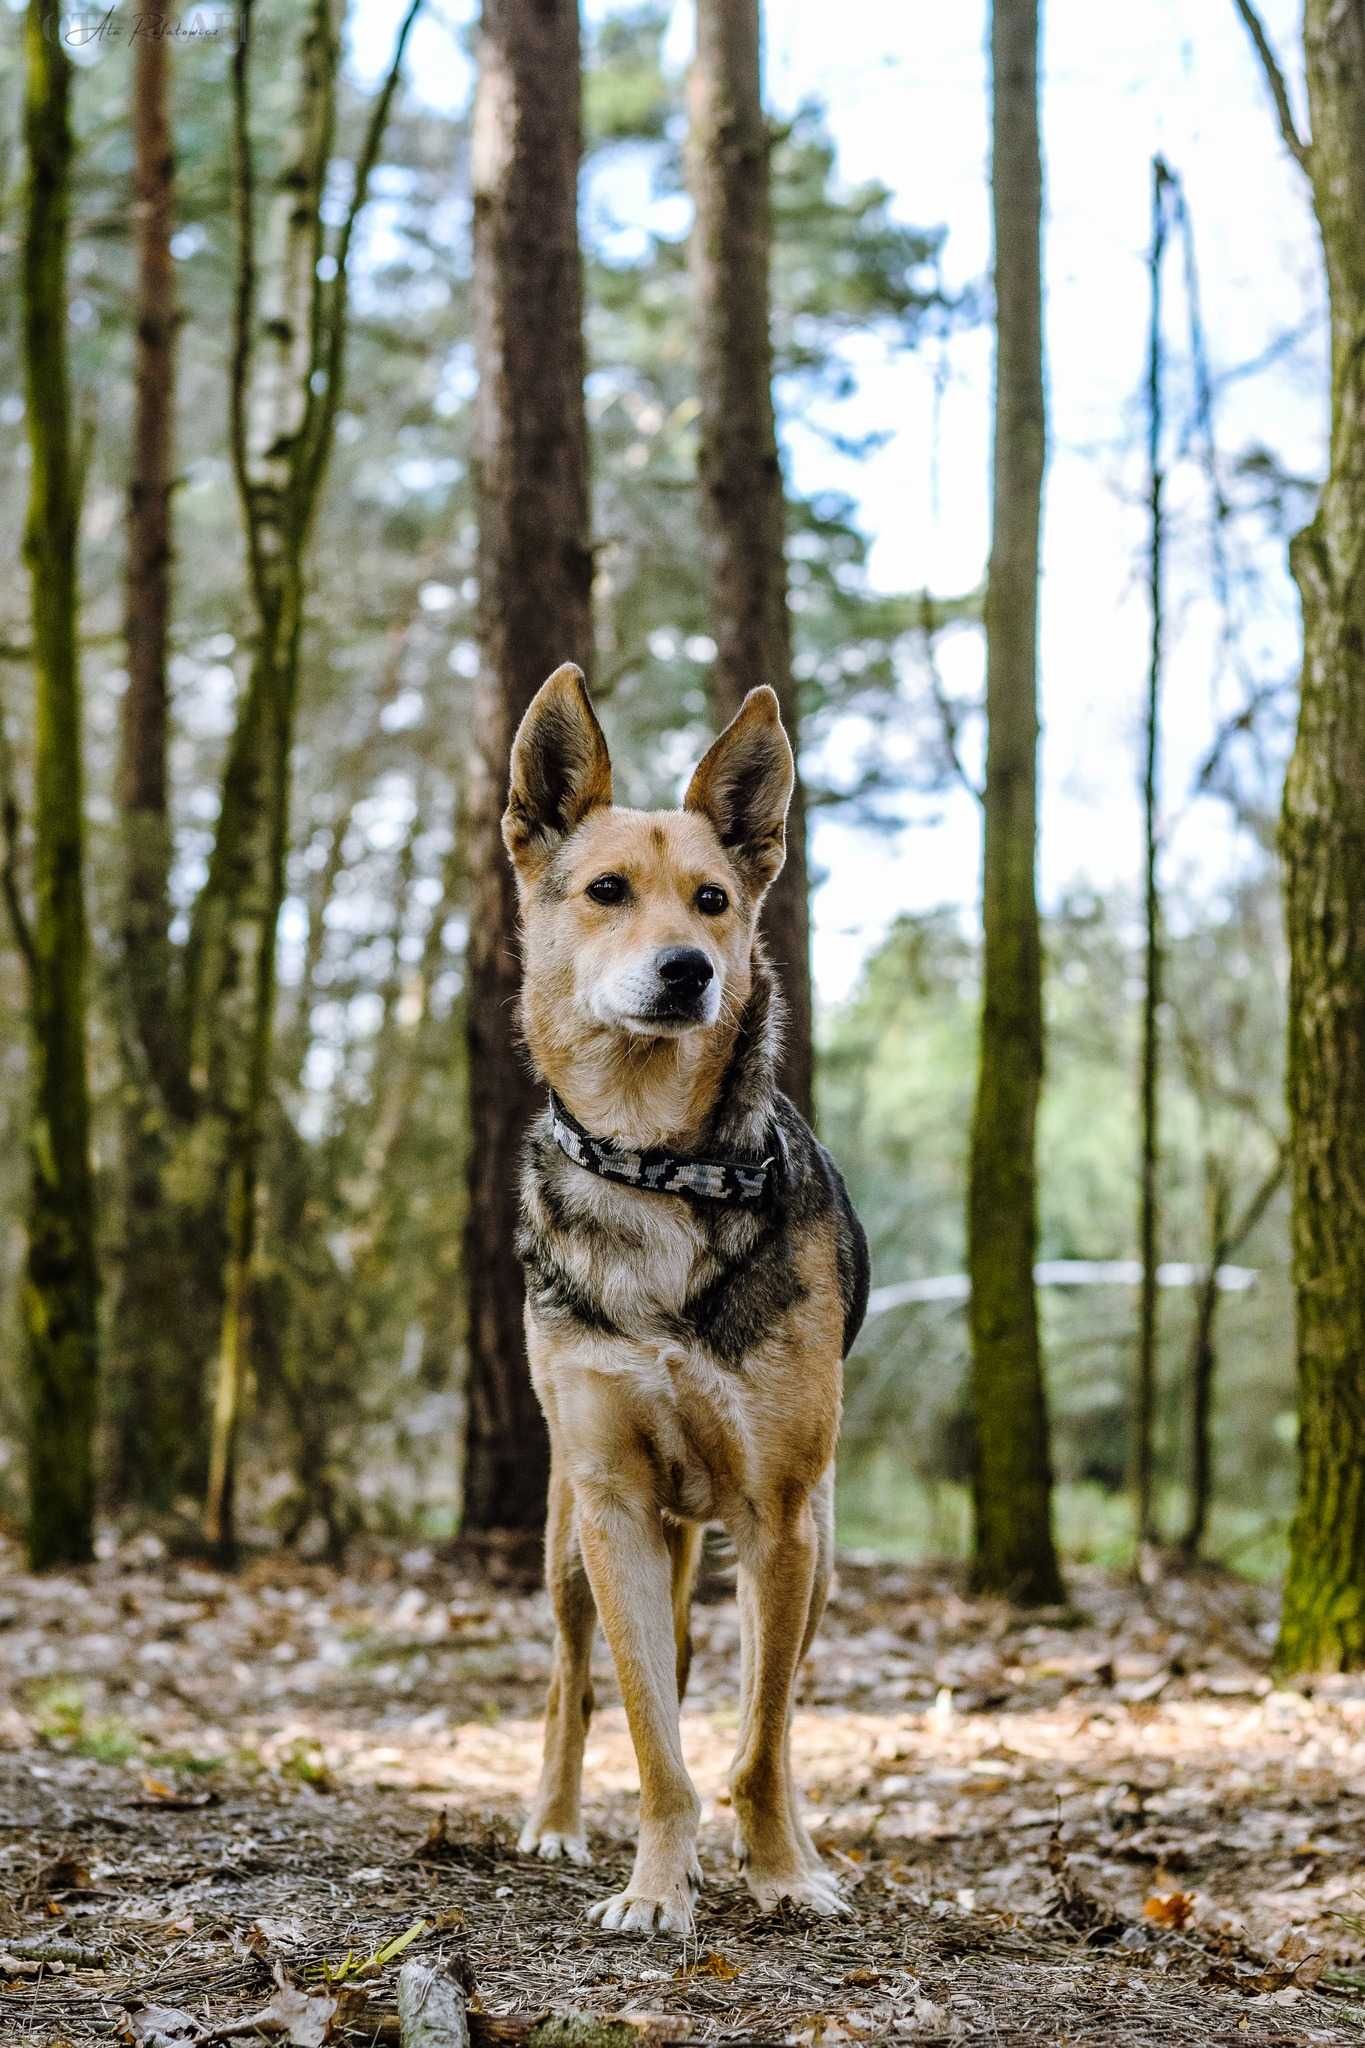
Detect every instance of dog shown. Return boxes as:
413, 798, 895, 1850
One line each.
503, 662, 869, 1937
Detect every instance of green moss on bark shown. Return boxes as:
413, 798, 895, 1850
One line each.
20, 0, 100, 1569
966, 0, 1064, 1608
1274, 0, 1365, 1675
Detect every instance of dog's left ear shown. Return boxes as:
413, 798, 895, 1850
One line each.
684, 686, 795, 896
503, 663, 613, 878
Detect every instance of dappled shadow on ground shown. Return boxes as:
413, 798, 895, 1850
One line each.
0, 1536, 1362, 2044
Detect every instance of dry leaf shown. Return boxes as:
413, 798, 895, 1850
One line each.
134, 1775, 219, 1811
231, 1964, 354, 2046
118, 2007, 199, 2047
677, 1949, 738, 1982
1142, 1890, 1196, 1929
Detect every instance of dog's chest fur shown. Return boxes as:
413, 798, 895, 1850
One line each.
515, 963, 870, 1376
519, 1142, 780, 1366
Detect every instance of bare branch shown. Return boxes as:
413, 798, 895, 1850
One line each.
920, 589, 983, 805
0, 690, 35, 977
1230, 0, 1311, 175
228, 0, 263, 598
1222, 1143, 1288, 1261
298, 0, 424, 514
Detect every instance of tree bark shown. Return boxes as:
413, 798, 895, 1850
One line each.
19, 0, 100, 1568
462, 0, 592, 1533
1133, 158, 1171, 1552
688, 0, 813, 1119
1179, 1148, 1283, 1560
196, 0, 420, 1555
1273, 0, 1365, 1674
966, 0, 1064, 1606
109, 22, 206, 1510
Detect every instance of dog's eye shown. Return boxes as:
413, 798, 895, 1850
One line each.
586, 873, 628, 906
695, 884, 729, 917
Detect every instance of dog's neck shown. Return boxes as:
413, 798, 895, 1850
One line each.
528, 954, 781, 1155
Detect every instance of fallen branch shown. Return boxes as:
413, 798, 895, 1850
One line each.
866, 1257, 1260, 1318
397, 1960, 469, 2048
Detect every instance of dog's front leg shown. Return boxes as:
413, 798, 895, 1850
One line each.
730, 1494, 849, 1917
577, 1491, 702, 1936
520, 1462, 596, 1865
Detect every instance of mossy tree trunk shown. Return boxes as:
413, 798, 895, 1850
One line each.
462, 0, 592, 1533
191, 0, 421, 1557
109, 22, 208, 1509
1262, 0, 1365, 1675
17, 0, 100, 1569
966, 0, 1064, 1607
689, 0, 814, 1119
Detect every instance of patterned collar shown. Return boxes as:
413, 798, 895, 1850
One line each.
547, 1090, 777, 1208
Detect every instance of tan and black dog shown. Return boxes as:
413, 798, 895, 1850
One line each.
503, 662, 869, 1936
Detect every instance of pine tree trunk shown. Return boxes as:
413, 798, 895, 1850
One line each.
966, 0, 1064, 1607
1276, 0, 1365, 1674
109, 23, 205, 1510
19, 0, 100, 1569
689, 0, 813, 1120
462, 0, 592, 1534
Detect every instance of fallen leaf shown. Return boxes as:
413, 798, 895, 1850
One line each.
1143, 1890, 1196, 1929
233, 1964, 355, 2046
39, 1856, 92, 1893
118, 2007, 199, 2047
677, 1949, 738, 1982
134, 1775, 219, 1811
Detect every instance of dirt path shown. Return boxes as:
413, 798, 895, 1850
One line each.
1, 1537, 1362, 2045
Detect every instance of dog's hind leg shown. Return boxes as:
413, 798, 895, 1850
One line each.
519, 1463, 597, 1866
729, 1486, 848, 1917
579, 1493, 702, 1936
790, 1465, 835, 1871
667, 1519, 703, 1703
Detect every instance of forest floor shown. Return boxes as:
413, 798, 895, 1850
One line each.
1, 1534, 1364, 2048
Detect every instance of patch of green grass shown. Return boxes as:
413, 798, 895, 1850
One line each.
146, 1748, 224, 1777
28, 1681, 141, 1763
278, 1738, 332, 1787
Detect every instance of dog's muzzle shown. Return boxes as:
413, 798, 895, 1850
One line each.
646, 946, 715, 1022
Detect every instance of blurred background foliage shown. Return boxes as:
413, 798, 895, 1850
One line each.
0, 2, 1297, 1570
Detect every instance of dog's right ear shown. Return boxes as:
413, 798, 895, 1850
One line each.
503, 663, 613, 877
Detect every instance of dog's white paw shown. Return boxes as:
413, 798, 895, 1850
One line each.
745, 1864, 850, 1918
518, 1822, 591, 1866
587, 1859, 701, 1937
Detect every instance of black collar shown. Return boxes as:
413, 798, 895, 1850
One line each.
547, 1090, 777, 1208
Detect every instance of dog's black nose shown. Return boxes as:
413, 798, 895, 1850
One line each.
656, 946, 714, 995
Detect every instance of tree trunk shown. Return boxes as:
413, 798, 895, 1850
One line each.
462, 0, 592, 1533
1133, 158, 1171, 1553
109, 23, 205, 1510
1179, 1160, 1228, 1562
688, 0, 813, 1120
1274, 0, 1365, 1674
965, 0, 1064, 1607
197, 0, 337, 1559
19, 0, 100, 1568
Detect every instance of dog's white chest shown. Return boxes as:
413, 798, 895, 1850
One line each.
557, 1169, 708, 1329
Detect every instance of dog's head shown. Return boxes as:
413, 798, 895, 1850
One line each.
503, 663, 793, 1047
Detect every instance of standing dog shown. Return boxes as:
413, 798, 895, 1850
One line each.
504, 663, 869, 1936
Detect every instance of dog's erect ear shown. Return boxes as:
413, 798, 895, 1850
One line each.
503, 664, 613, 876
684, 686, 794, 896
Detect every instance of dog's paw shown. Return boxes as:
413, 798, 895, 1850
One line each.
744, 1864, 850, 1918
518, 1821, 591, 1866
587, 1860, 701, 1937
